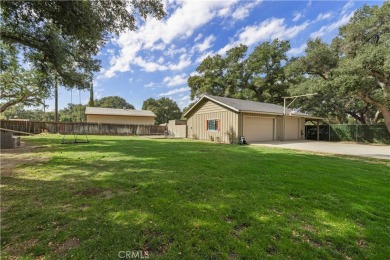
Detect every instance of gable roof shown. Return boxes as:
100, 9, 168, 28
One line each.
85, 107, 156, 117
183, 95, 308, 117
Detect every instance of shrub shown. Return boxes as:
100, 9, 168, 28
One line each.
225, 127, 237, 144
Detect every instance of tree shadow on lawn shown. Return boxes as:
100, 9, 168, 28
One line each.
2, 136, 390, 259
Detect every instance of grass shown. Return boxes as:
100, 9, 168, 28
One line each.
1, 135, 389, 259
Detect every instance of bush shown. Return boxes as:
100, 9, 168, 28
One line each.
225, 127, 237, 144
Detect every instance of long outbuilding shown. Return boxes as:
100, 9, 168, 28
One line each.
85, 107, 156, 125
183, 95, 321, 144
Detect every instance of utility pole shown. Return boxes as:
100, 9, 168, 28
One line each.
88, 78, 94, 107
54, 74, 58, 133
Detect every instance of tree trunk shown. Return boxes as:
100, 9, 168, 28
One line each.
346, 111, 366, 124
0, 95, 29, 113
357, 91, 390, 134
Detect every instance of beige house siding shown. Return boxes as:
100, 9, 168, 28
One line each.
86, 114, 155, 125
283, 116, 306, 140
167, 120, 187, 138
186, 100, 239, 143
186, 99, 308, 143
276, 117, 283, 140
299, 117, 305, 139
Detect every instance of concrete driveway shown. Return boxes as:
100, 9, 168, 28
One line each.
250, 140, 390, 160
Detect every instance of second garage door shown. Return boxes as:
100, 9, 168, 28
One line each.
243, 117, 274, 142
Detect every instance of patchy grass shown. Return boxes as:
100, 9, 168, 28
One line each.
1, 135, 389, 259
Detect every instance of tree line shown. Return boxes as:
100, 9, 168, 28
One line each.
2, 96, 183, 125
188, 2, 390, 133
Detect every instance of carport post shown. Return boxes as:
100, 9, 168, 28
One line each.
316, 120, 320, 141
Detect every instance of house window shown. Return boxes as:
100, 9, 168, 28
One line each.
207, 119, 220, 131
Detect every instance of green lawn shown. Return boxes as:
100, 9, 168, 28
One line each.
1, 135, 389, 259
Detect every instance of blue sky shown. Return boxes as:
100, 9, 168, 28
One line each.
48, 0, 383, 111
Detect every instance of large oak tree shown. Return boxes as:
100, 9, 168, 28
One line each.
0, 0, 165, 112
188, 39, 290, 104
287, 2, 390, 132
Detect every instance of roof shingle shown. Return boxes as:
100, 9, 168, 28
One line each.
202, 95, 307, 115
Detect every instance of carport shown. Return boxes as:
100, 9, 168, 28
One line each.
304, 116, 325, 141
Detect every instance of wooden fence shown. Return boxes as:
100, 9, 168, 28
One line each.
0, 120, 167, 136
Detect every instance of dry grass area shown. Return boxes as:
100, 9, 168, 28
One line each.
1, 141, 50, 176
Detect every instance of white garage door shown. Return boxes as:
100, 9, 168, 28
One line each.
243, 117, 274, 142
285, 118, 299, 140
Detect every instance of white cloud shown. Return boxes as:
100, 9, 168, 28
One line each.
151, 43, 166, 51
163, 73, 188, 87
315, 12, 333, 22
288, 43, 307, 56
341, 0, 354, 16
193, 34, 216, 52
104, 0, 239, 78
194, 33, 203, 42
144, 82, 157, 88
195, 51, 214, 63
166, 45, 187, 57
134, 57, 168, 72
177, 95, 191, 109
218, 6, 231, 17
107, 49, 115, 55
219, 18, 309, 54
179, 95, 190, 101
168, 54, 192, 70
310, 11, 354, 39
157, 57, 165, 64
159, 87, 189, 96
292, 12, 303, 22
231, 0, 262, 21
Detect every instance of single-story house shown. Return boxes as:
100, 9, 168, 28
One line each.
183, 95, 321, 143
85, 107, 156, 125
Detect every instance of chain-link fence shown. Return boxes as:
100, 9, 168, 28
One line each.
305, 124, 390, 144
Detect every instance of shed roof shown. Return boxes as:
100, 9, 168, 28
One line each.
85, 107, 156, 117
184, 95, 308, 117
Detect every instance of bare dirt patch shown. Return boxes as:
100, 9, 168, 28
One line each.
2, 238, 39, 257
75, 187, 105, 197
54, 237, 80, 254
1, 142, 50, 176
231, 223, 249, 239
